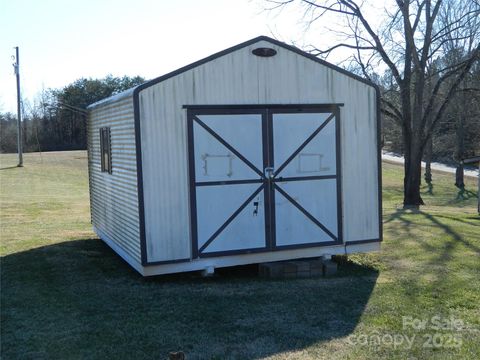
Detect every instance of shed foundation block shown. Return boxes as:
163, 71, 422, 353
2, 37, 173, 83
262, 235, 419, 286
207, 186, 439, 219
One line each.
259, 258, 338, 279
201, 266, 215, 277
322, 259, 338, 276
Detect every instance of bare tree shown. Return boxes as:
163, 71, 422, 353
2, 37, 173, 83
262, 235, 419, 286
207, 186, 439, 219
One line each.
267, 0, 480, 207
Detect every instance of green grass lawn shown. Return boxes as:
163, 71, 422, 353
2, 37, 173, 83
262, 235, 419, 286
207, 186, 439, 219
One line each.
1, 151, 479, 359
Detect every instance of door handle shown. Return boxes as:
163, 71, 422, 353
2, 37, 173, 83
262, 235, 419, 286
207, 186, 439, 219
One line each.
253, 201, 259, 216
264, 167, 275, 179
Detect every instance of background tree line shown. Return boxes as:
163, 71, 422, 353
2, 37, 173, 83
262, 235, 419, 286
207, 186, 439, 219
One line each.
0, 75, 144, 153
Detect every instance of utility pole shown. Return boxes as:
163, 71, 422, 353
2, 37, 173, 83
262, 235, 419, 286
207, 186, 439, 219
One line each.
13, 46, 23, 167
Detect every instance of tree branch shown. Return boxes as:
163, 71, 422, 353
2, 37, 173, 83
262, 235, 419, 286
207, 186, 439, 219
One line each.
381, 108, 403, 126
412, 0, 426, 33
381, 98, 403, 119
308, 42, 375, 55
423, 44, 480, 146
302, 0, 356, 15
422, 53, 478, 126
337, 0, 404, 86
396, 0, 422, 70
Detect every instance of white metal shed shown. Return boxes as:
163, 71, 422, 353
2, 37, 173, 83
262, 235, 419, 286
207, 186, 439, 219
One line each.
87, 36, 382, 276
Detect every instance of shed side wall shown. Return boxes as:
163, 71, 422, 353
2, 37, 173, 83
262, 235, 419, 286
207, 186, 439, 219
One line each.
139, 40, 380, 263
88, 97, 141, 264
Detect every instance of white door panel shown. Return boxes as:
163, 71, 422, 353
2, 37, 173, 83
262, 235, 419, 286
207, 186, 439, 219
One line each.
193, 122, 261, 182
276, 179, 338, 238
196, 183, 265, 250
197, 114, 264, 171
275, 191, 334, 246
275, 119, 337, 178
202, 190, 266, 253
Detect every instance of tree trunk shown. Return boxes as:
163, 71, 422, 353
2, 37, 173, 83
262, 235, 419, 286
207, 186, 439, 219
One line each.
424, 135, 433, 194
455, 164, 464, 189
404, 158, 424, 207
403, 134, 425, 207
424, 136, 432, 184
401, 70, 425, 208
455, 83, 466, 189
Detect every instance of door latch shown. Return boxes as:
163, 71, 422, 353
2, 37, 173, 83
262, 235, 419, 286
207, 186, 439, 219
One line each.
264, 167, 275, 179
253, 201, 259, 216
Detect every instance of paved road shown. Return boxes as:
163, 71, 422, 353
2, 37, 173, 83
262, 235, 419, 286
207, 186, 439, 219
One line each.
382, 152, 478, 178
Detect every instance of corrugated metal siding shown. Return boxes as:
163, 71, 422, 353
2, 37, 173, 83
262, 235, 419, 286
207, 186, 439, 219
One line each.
88, 97, 141, 264
139, 39, 380, 263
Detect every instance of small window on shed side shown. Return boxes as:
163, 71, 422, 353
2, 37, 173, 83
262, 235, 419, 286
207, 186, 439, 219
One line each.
99, 127, 112, 174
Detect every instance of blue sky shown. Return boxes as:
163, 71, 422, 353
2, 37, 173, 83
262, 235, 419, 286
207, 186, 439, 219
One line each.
0, 0, 362, 113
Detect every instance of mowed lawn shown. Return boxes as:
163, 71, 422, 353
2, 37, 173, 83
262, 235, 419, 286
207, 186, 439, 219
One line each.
1, 151, 479, 359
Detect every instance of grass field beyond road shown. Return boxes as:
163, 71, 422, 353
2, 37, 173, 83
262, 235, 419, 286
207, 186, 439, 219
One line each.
1, 151, 479, 359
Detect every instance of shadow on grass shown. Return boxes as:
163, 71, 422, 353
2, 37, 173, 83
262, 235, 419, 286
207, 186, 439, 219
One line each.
418, 210, 480, 254
447, 187, 479, 208
385, 208, 480, 255
456, 188, 478, 201
432, 214, 480, 227
382, 208, 480, 318
0, 166, 19, 171
1, 239, 378, 359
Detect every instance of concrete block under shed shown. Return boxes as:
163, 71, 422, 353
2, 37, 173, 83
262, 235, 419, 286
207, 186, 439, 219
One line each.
259, 262, 284, 278
322, 259, 338, 276
309, 259, 324, 276
288, 261, 311, 278
283, 261, 301, 278
259, 258, 338, 279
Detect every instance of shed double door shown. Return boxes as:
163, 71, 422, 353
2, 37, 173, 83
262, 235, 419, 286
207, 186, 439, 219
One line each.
187, 105, 342, 258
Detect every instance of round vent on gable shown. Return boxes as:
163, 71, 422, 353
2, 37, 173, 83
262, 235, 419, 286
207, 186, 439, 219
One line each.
252, 47, 277, 57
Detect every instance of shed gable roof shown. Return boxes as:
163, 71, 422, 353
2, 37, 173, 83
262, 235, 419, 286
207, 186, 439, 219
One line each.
88, 36, 376, 110
135, 36, 374, 94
